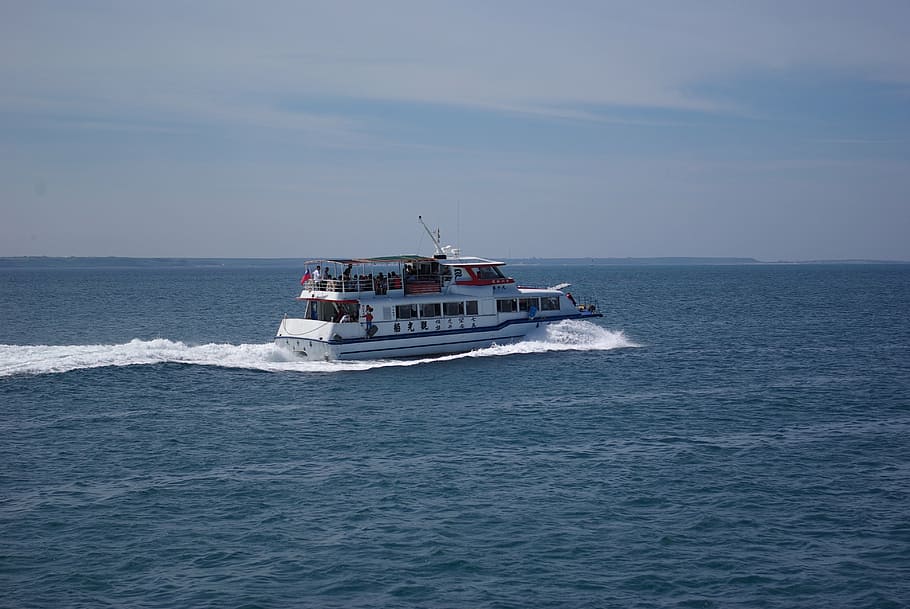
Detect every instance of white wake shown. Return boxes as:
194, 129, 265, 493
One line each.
0, 320, 637, 378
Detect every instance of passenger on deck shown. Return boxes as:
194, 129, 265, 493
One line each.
364, 305, 375, 337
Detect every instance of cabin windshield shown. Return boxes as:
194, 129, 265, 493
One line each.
306, 300, 359, 322
473, 266, 505, 280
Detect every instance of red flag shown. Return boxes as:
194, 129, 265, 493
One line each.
300, 268, 312, 285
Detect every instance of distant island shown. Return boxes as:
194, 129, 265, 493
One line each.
506, 257, 761, 265
504, 257, 908, 265
0, 257, 307, 270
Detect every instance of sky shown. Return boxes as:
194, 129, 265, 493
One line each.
1, 1, 909, 260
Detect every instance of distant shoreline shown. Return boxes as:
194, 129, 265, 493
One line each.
505, 257, 910, 265
1, 256, 907, 270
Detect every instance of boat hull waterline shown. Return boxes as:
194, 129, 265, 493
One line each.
276, 313, 597, 361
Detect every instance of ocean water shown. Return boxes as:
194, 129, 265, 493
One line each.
1, 261, 909, 608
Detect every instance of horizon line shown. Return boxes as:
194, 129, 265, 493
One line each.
2, 255, 908, 265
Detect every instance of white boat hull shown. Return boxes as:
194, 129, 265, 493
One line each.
275, 313, 594, 361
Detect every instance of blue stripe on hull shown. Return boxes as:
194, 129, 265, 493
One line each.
330, 333, 529, 358
275, 312, 601, 359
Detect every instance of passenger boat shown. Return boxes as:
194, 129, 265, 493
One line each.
275, 217, 602, 360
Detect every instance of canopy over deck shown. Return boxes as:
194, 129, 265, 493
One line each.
303, 255, 505, 266
303, 255, 435, 265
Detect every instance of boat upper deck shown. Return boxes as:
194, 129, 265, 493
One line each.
298, 254, 515, 298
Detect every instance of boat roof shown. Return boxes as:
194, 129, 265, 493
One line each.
305, 255, 432, 265
438, 256, 505, 267
305, 255, 505, 266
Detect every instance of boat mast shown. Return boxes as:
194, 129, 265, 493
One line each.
418, 215, 444, 257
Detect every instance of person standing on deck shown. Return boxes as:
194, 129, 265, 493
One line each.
365, 305, 374, 336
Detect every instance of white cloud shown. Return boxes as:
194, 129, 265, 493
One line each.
3, 1, 909, 122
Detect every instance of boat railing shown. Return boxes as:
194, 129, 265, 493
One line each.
300, 274, 442, 296
301, 274, 409, 296
302, 279, 371, 293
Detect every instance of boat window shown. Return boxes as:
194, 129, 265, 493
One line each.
333, 302, 359, 322
420, 303, 441, 318
395, 304, 418, 319
519, 298, 539, 312
443, 301, 464, 316
465, 300, 479, 315
497, 298, 518, 313
541, 296, 560, 311
474, 266, 505, 280
304, 300, 317, 320
318, 301, 336, 322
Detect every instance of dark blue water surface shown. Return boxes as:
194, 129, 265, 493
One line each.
2, 261, 909, 608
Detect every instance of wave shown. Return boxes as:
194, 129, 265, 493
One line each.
0, 320, 637, 378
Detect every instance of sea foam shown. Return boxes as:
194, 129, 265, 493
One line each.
0, 320, 636, 378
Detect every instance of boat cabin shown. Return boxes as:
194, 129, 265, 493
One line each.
442, 257, 514, 286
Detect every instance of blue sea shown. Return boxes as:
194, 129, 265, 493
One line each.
2, 260, 909, 608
